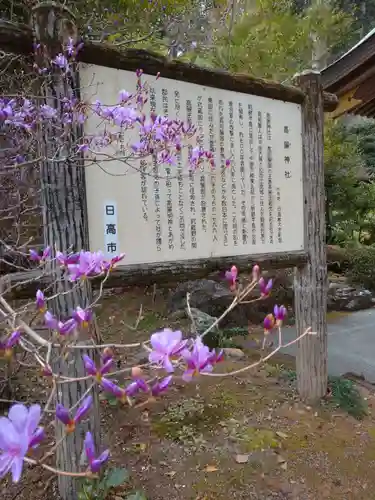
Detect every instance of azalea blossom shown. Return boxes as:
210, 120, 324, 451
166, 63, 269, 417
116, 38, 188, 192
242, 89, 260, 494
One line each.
83, 354, 113, 382
35, 290, 46, 312
44, 311, 77, 335
0, 403, 44, 483
263, 313, 275, 333
225, 265, 238, 290
149, 328, 187, 373
274, 305, 287, 325
252, 264, 260, 282
84, 431, 110, 473
56, 395, 92, 433
73, 307, 92, 328
125, 377, 149, 397
151, 376, 173, 396
29, 246, 51, 263
181, 337, 219, 382
100, 378, 127, 403
259, 277, 273, 297
0, 329, 21, 358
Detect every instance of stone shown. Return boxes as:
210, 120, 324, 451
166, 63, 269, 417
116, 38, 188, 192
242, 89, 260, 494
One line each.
222, 347, 246, 359
327, 278, 374, 312
167, 278, 285, 326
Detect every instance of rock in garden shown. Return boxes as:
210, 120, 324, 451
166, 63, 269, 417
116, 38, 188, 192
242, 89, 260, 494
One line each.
327, 279, 373, 312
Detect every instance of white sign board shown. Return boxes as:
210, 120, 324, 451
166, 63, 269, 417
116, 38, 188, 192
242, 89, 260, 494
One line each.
81, 64, 304, 266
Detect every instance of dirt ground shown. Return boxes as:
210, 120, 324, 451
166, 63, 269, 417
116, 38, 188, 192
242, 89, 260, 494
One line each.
3, 286, 375, 500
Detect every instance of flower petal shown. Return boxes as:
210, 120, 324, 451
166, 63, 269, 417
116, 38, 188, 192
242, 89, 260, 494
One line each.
163, 356, 175, 373
0, 418, 18, 450
8, 404, 28, 433
82, 355, 97, 376
11, 456, 23, 483
84, 431, 95, 462
26, 405, 41, 437
74, 395, 92, 423
56, 404, 71, 425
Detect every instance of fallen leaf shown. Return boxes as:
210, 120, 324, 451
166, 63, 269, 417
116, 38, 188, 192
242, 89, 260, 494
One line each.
165, 471, 176, 478
235, 454, 249, 464
204, 465, 218, 472
276, 431, 288, 439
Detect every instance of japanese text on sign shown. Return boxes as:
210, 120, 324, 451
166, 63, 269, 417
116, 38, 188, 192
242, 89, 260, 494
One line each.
82, 64, 304, 266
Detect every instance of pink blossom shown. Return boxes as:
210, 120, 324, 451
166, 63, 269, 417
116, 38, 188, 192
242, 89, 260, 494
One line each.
149, 328, 187, 373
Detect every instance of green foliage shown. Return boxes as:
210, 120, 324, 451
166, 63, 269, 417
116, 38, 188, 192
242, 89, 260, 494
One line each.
196, 0, 353, 80
153, 394, 234, 444
347, 245, 375, 290
324, 119, 375, 246
78, 466, 143, 500
328, 376, 368, 420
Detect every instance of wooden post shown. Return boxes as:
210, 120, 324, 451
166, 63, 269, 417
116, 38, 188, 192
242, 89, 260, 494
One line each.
294, 70, 328, 403
32, 3, 100, 499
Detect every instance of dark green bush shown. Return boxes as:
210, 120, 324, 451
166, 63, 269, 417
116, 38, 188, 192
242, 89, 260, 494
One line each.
347, 245, 375, 291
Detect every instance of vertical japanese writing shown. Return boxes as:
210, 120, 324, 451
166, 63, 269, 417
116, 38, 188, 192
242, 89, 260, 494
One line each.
267, 146, 274, 244
238, 103, 247, 245
208, 97, 218, 243
219, 99, 228, 246
187, 99, 197, 249
174, 90, 186, 251
248, 105, 256, 245
277, 188, 282, 244
266, 112, 273, 245
162, 88, 174, 251
140, 159, 148, 222
104, 202, 118, 258
150, 87, 162, 252
258, 111, 265, 245
284, 124, 292, 179
229, 101, 238, 246
197, 96, 207, 232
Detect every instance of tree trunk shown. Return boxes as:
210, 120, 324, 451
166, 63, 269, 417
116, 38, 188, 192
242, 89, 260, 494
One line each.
294, 71, 328, 403
32, 4, 100, 499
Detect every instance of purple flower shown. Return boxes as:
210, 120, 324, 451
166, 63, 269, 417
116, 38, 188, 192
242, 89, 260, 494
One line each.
0, 403, 43, 483
56, 395, 92, 432
44, 311, 59, 330
29, 246, 50, 263
263, 314, 275, 332
36, 290, 46, 312
44, 312, 76, 335
181, 337, 216, 382
151, 376, 172, 396
53, 54, 69, 70
274, 305, 287, 325
67, 251, 105, 281
0, 330, 21, 358
252, 264, 260, 281
259, 278, 273, 297
125, 378, 149, 397
100, 378, 126, 401
56, 251, 80, 267
73, 307, 92, 328
84, 431, 110, 473
224, 265, 238, 290
149, 328, 187, 373
83, 354, 112, 381
57, 318, 77, 336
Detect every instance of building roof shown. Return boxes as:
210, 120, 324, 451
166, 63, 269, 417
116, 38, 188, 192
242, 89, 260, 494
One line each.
322, 28, 375, 118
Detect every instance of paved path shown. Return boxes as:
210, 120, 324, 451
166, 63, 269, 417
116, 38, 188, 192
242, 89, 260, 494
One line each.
280, 308, 375, 382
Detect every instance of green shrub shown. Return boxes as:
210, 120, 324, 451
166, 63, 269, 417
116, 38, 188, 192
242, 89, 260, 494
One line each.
347, 245, 375, 291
